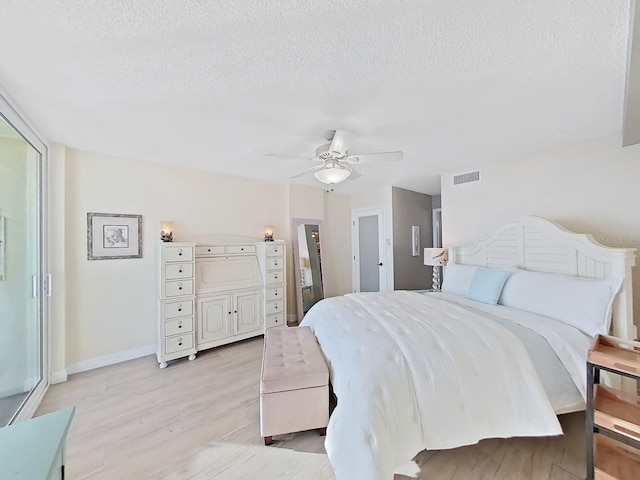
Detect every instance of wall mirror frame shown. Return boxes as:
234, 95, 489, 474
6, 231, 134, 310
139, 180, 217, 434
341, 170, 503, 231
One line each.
291, 218, 327, 322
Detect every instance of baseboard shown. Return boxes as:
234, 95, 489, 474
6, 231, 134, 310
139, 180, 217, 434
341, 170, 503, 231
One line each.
50, 370, 68, 384
66, 344, 155, 376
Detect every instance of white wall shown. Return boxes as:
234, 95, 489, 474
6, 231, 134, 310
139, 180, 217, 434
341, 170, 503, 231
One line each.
323, 191, 352, 297
441, 135, 640, 327
64, 149, 287, 366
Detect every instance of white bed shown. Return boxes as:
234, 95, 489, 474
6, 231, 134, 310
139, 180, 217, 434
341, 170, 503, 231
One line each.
299, 216, 636, 480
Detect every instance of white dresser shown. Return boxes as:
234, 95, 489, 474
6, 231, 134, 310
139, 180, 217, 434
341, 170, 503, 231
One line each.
195, 242, 265, 351
156, 242, 197, 368
256, 241, 287, 329
156, 240, 288, 368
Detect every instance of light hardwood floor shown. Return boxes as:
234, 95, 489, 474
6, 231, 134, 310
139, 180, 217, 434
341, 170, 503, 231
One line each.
37, 337, 586, 480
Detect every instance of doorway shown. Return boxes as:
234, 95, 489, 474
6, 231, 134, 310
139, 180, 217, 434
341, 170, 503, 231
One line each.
352, 208, 386, 292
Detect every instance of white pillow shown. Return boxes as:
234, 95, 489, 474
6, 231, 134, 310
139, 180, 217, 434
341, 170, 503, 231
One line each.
498, 269, 622, 337
441, 263, 479, 296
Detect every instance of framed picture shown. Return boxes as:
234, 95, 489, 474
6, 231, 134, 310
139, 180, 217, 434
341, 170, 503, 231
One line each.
87, 213, 142, 260
412, 225, 420, 256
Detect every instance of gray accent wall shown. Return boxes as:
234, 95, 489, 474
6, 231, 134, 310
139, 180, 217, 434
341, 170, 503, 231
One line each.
391, 187, 433, 290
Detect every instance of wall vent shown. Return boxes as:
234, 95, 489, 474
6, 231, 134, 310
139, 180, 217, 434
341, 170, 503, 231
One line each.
453, 170, 480, 185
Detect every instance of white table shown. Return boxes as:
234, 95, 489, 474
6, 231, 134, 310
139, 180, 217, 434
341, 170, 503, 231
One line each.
0, 407, 75, 479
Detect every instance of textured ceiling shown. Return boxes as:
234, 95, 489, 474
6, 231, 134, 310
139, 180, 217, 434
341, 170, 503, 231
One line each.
0, 1, 632, 194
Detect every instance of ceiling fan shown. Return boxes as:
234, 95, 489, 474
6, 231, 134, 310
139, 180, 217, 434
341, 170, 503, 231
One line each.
264, 129, 403, 189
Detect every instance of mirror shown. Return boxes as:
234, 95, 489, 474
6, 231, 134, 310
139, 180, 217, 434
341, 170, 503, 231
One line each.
291, 218, 327, 321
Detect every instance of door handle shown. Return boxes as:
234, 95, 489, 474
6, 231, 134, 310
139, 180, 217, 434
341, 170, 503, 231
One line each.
378, 263, 383, 266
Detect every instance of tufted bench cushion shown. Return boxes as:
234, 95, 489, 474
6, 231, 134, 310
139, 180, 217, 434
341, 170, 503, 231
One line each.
260, 326, 329, 444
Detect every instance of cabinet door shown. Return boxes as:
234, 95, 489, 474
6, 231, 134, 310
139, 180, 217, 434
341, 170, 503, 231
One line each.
234, 290, 263, 335
197, 295, 232, 345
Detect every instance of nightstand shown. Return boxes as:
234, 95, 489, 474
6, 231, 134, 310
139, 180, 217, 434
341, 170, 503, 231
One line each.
586, 334, 640, 480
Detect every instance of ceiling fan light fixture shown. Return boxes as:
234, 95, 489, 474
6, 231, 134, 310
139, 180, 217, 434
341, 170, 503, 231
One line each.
313, 164, 351, 185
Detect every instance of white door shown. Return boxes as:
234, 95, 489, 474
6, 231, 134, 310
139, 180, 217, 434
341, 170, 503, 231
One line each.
234, 289, 262, 334
197, 295, 232, 345
352, 208, 386, 292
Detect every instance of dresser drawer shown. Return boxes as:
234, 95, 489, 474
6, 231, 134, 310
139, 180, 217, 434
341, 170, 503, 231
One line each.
267, 313, 285, 328
164, 299, 194, 318
266, 299, 284, 315
165, 316, 194, 336
165, 334, 194, 354
266, 257, 283, 270
266, 286, 284, 301
196, 245, 225, 256
165, 263, 193, 280
165, 279, 194, 297
265, 271, 284, 284
266, 244, 284, 257
227, 244, 256, 255
165, 246, 193, 262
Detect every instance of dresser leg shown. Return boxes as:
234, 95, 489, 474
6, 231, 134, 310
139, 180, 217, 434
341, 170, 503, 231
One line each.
188, 354, 196, 361
159, 362, 168, 369
264, 436, 273, 446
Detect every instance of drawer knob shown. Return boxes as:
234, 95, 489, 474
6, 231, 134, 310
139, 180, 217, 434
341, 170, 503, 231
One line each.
241, 247, 244, 251
234, 310, 238, 314
228, 311, 231, 315
274, 292, 278, 296
178, 252, 182, 256
178, 341, 182, 346
208, 248, 211, 252
178, 308, 182, 312
178, 325, 182, 329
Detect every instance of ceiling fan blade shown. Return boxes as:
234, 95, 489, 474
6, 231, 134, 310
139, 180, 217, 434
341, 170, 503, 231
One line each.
345, 151, 403, 164
329, 129, 355, 157
288, 165, 323, 179
263, 153, 313, 161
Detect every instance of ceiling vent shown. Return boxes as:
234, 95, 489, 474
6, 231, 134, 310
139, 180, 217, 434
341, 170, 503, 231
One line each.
453, 170, 480, 185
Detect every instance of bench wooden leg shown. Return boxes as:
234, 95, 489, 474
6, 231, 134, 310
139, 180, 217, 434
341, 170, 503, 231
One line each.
317, 427, 326, 436
264, 436, 273, 446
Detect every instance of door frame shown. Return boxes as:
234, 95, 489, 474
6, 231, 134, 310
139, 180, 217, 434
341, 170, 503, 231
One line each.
351, 207, 386, 293
0, 90, 49, 423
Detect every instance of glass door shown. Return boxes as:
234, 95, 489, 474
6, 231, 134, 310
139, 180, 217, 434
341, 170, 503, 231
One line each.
0, 99, 47, 425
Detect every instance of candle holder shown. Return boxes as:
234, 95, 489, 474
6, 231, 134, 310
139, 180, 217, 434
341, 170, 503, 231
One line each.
160, 221, 174, 242
264, 225, 274, 242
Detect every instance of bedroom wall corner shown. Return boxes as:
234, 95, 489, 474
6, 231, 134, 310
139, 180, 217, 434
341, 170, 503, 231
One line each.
440, 135, 640, 329
323, 191, 352, 297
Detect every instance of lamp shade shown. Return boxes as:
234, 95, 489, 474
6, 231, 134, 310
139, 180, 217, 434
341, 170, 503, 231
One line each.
424, 248, 448, 266
313, 165, 351, 184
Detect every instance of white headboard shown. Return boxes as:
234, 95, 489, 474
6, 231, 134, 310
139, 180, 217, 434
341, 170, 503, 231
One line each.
450, 216, 637, 340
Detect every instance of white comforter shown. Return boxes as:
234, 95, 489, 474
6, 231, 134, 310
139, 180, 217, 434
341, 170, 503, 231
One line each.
300, 291, 578, 480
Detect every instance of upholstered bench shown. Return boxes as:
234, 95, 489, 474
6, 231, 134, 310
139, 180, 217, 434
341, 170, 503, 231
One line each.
260, 326, 329, 445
